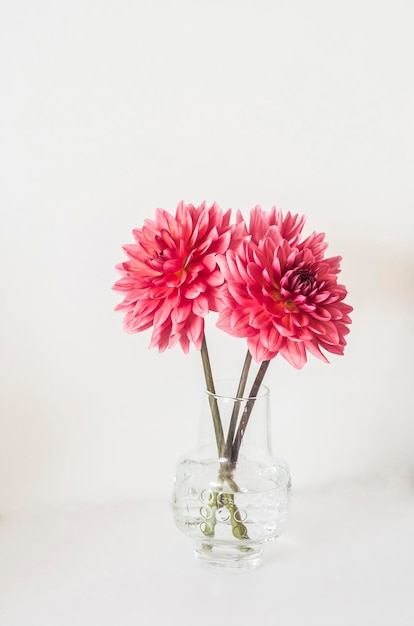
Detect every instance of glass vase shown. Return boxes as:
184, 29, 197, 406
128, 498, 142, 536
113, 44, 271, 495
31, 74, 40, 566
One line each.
172, 379, 291, 572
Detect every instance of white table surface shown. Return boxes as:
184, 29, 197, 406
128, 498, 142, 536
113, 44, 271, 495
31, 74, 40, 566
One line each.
1, 477, 413, 626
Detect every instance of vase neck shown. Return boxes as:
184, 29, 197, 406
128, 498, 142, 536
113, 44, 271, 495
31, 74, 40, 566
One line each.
197, 379, 272, 463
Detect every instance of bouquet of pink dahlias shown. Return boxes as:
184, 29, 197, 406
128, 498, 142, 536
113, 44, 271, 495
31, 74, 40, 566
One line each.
114, 200, 352, 462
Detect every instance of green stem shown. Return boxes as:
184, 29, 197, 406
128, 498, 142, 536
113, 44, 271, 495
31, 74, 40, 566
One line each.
225, 350, 252, 460
231, 360, 270, 465
200, 334, 225, 458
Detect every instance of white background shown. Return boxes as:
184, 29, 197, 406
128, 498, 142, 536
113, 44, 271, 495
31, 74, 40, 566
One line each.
1, 0, 413, 515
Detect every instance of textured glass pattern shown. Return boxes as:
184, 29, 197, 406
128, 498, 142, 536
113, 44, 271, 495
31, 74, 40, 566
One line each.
173, 456, 291, 571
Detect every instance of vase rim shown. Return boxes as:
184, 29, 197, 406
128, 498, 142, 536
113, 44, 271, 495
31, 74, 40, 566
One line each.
205, 378, 269, 401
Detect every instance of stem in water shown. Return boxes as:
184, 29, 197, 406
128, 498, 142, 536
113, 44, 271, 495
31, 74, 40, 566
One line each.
231, 360, 270, 464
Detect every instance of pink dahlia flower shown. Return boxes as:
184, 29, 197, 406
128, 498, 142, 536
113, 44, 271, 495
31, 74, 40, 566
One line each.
216, 207, 353, 369
113, 201, 246, 353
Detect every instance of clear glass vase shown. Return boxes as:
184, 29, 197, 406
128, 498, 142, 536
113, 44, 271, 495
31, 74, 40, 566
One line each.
172, 379, 291, 573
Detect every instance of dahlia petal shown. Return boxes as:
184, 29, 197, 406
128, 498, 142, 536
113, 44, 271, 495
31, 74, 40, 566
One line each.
160, 208, 180, 236
304, 340, 330, 363
313, 291, 332, 304
215, 230, 232, 255
208, 290, 225, 312
216, 308, 233, 333
249, 307, 272, 328
260, 326, 283, 352
339, 302, 353, 316
323, 255, 343, 273
227, 281, 249, 302
147, 284, 175, 298
192, 295, 209, 317
337, 314, 352, 326
122, 311, 152, 333
306, 318, 327, 336
292, 294, 309, 306
247, 335, 274, 363
133, 297, 159, 315
303, 328, 319, 342
185, 280, 207, 299
259, 296, 283, 317
171, 301, 192, 324
221, 207, 232, 228
248, 206, 267, 244
119, 258, 161, 278
186, 314, 204, 345
159, 228, 177, 250
178, 333, 190, 354
262, 232, 280, 259
120, 243, 144, 261
310, 307, 332, 321
230, 308, 254, 334
201, 254, 217, 273
311, 319, 340, 344
195, 227, 216, 256
218, 288, 238, 309
166, 274, 186, 288
114, 299, 135, 313
299, 232, 328, 261
231, 218, 249, 250
272, 255, 282, 280
275, 210, 306, 244
318, 340, 345, 356
334, 321, 351, 338
153, 301, 174, 326
280, 340, 307, 369
324, 305, 346, 320
149, 321, 174, 352
234, 253, 251, 283
247, 262, 265, 284
274, 314, 295, 337
205, 269, 224, 287
223, 250, 243, 281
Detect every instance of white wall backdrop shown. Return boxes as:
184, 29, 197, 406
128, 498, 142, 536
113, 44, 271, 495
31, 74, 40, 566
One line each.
1, 0, 413, 514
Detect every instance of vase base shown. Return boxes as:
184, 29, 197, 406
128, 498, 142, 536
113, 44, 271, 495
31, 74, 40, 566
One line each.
194, 542, 264, 573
